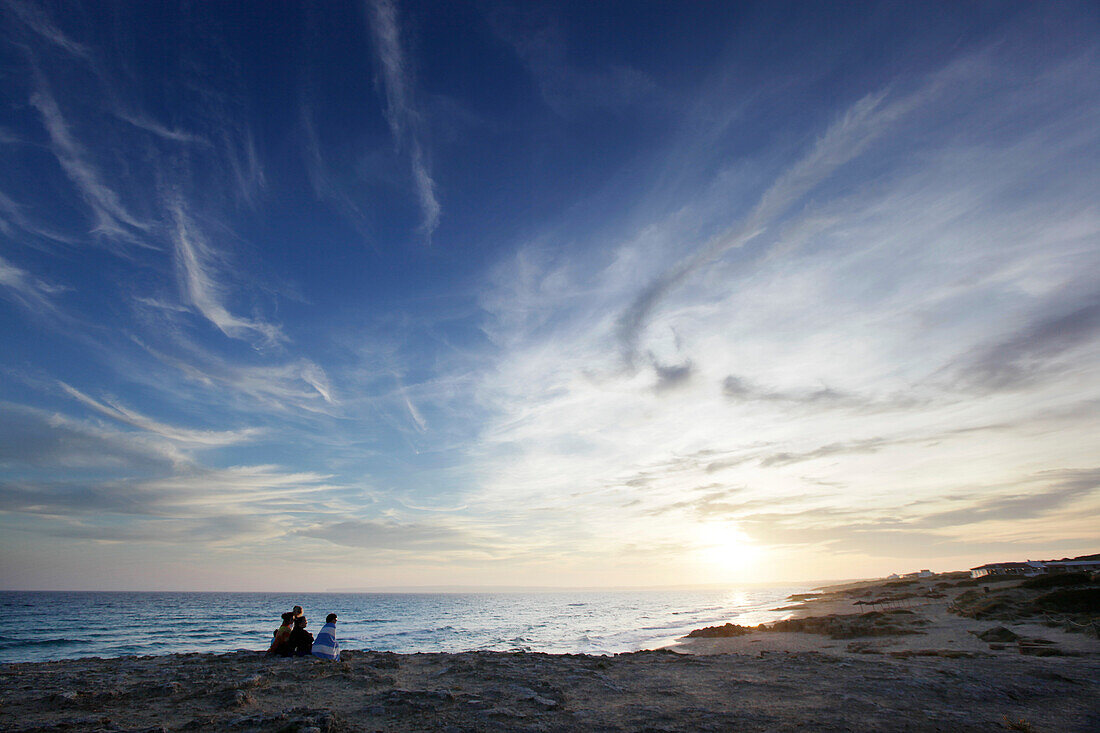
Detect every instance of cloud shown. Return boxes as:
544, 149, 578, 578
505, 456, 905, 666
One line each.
0, 188, 78, 246
488, 8, 655, 117
912, 468, 1100, 529
1, 0, 89, 58
366, 0, 441, 237
113, 111, 210, 146
0, 254, 64, 313
28, 72, 150, 242
0, 462, 339, 547
723, 375, 852, 405
0, 402, 187, 471
730, 468, 1100, 558
218, 123, 266, 209
460, 38, 1100, 581
951, 293, 1100, 392
10, 514, 282, 545
613, 81, 939, 366
653, 360, 694, 392
58, 382, 263, 446
0, 397, 338, 518
167, 199, 286, 347
139, 337, 336, 414
298, 518, 485, 553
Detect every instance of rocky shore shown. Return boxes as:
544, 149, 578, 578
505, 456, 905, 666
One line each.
2, 573, 1098, 731
2, 646, 1099, 732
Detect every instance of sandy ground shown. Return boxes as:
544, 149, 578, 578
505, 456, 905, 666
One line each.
1, 576, 1097, 732
672, 575, 1100, 659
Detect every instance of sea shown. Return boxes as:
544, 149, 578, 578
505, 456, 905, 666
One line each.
0, 586, 809, 664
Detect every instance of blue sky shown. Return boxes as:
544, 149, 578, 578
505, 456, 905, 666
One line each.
1, 0, 1098, 590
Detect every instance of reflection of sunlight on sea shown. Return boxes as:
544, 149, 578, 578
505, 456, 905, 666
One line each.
0, 585, 813, 663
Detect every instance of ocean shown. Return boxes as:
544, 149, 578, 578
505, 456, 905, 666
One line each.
0, 587, 808, 664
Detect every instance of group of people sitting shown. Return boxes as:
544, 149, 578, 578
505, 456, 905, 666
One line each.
267, 605, 340, 660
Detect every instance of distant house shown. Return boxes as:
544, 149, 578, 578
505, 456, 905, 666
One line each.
969, 553, 1100, 578
900, 569, 934, 579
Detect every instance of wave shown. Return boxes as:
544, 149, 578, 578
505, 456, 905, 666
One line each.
0, 638, 91, 649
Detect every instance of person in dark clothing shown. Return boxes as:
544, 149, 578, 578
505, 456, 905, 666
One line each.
288, 615, 314, 656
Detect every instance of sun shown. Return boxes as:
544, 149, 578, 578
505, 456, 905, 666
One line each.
696, 523, 759, 571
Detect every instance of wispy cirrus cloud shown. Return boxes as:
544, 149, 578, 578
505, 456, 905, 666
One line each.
613, 83, 935, 367
0, 0, 89, 59
0, 402, 188, 470
136, 335, 336, 414
167, 198, 285, 347
28, 72, 150, 243
0, 463, 341, 548
0, 188, 78, 246
0, 253, 65, 313
113, 111, 210, 147
58, 382, 263, 446
367, 0, 441, 237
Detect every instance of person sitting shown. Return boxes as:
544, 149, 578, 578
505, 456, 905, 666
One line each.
288, 616, 314, 656
267, 612, 295, 656
311, 613, 340, 661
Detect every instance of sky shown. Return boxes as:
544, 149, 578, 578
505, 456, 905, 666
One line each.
0, 1, 1098, 591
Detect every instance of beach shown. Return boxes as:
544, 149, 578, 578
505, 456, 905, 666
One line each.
2, 574, 1097, 732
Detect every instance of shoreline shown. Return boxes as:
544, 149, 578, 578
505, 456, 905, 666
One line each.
668, 572, 1100, 659
3, 573, 1097, 731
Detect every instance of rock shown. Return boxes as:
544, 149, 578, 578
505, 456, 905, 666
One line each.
686, 623, 753, 638
975, 626, 1019, 642
1018, 644, 1064, 657
238, 673, 265, 688
508, 683, 539, 698
845, 641, 884, 654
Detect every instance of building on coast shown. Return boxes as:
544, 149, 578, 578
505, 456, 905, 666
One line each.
887, 569, 933, 580
970, 553, 1100, 578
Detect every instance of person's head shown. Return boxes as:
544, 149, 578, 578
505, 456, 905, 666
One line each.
292, 605, 303, 616
294, 616, 308, 628
326, 613, 337, 624
281, 611, 295, 625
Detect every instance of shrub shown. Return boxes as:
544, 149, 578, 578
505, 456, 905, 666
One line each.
1020, 572, 1092, 590
1032, 588, 1100, 614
